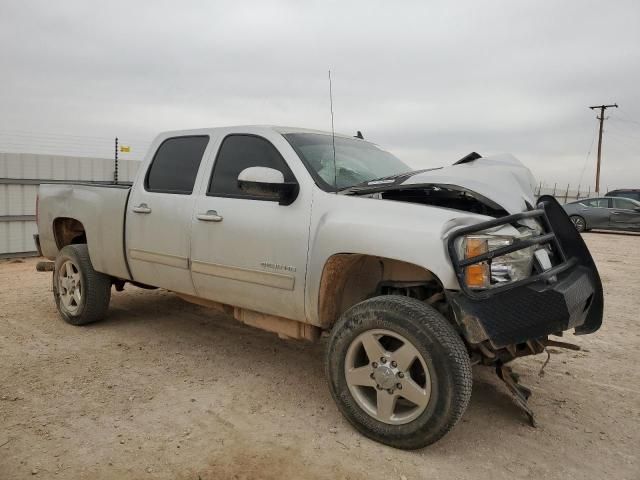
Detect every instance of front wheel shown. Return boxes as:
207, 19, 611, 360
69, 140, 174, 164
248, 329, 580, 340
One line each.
570, 215, 587, 232
325, 296, 472, 449
54, 244, 111, 325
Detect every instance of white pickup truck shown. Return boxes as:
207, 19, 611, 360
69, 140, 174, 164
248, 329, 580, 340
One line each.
35, 126, 603, 449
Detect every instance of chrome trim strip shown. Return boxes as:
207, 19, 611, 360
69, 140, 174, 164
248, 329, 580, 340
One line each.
129, 248, 189, 269
191, 260, 295, 290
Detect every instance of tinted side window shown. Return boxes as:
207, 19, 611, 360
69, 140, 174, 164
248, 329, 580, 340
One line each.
625, 192, 640, 201
145, 136, 209, 194
208, 135, 295, 198
582, 198, 609, 208
613, 198, 637, 209
609, 191, 640, 201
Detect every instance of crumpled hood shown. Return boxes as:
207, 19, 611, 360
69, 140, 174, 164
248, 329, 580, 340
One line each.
402, 154, 537, 215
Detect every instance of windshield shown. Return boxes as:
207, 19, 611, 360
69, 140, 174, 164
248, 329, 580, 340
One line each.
283, 133, 410, 191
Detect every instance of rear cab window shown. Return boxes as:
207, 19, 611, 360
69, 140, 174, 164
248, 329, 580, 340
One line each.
145, 136, 209, 194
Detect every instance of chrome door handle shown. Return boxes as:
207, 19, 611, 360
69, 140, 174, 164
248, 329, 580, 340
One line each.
132, 203, 152, 214
611, 211, 621, 215
196, 210, 223, 222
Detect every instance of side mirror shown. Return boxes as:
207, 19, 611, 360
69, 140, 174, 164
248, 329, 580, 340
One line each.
237, 167, 298, 205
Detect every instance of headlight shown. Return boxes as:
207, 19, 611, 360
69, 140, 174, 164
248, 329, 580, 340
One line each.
458, 233, 536, 289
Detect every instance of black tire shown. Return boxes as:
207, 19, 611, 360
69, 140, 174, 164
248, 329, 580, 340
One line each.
326, 295, 472, 450
53, 244, 111, 325
570, 215, 587, 232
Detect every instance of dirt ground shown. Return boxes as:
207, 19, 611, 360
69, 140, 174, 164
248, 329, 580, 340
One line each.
1, 233, 639, 480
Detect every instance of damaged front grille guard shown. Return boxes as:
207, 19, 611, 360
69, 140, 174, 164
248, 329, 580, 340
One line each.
446, 197, 602, 427
446, 207, 573, 300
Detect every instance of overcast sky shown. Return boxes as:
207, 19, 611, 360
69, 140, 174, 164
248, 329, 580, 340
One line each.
1, 0, 639, 191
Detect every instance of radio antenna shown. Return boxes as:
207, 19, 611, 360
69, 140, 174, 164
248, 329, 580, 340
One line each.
328, 69, 337, 191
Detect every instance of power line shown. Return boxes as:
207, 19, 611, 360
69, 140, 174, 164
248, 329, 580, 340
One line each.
0, 133, 114, 146
0, 140, 149, 159
0, 137, 150, 151
588, 103, 618, 193
606, 119, 640, 141
577, 122, 599, 188
615, 108, 640, 126
0, 128, 151, 143
602, 131, 640, 154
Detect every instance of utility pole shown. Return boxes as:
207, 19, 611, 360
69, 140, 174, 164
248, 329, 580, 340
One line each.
588, 103, 618, 193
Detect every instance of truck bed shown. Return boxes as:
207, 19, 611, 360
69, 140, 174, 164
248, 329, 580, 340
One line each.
37, 182, 132, 280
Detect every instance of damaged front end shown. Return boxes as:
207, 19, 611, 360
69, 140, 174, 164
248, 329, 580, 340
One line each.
445, 195, 603, 425
345, 152, 603, 425
373, 154, 603, 359
446, 195, 603, 355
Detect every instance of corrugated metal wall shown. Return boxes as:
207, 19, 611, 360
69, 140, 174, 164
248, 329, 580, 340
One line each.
0, 152, 141, 257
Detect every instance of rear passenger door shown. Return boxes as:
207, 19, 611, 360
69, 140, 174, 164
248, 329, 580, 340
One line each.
189, 133, 312, 322
126, 135, 210, 294
609, 198, 640, 230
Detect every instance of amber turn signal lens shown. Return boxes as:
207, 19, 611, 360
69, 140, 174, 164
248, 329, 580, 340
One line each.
464, 264, 489, 288
464, 237, 489, 288
465, 237, 487, 258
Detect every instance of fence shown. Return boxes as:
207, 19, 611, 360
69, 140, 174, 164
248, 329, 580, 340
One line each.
534, 183, 604, 204
0, 152, 141, 257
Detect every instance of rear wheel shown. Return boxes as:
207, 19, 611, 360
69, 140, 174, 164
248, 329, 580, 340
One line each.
326, 295, 472, 449
54, 244, 111, 325
570, 215, 586, 232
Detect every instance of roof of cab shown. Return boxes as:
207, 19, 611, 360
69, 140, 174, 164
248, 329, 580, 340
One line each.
156, 125, 359, 140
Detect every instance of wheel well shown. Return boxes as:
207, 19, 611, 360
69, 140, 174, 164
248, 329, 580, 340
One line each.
317, 254, 446, 328
53, 217, 87, 249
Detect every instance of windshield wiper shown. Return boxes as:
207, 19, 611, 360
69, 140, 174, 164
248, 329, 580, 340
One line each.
338, 168, 440, 194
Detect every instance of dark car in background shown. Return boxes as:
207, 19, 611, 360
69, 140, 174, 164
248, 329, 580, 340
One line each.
606, 189, 640, 202
563, 197, 640, 232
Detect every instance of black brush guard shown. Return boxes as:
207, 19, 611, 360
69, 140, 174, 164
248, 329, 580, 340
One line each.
447, 195, 603, 349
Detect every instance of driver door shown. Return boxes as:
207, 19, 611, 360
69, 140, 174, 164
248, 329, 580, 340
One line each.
189, 133, 312, 321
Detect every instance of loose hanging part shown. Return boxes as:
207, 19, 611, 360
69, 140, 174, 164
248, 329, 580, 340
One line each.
538, 346, 551, 377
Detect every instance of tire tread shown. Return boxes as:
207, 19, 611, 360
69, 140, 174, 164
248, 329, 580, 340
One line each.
326, 295, 472, 449
55, 244, 111, 325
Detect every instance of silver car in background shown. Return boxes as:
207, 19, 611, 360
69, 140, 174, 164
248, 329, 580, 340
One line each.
563, 197, 640, 232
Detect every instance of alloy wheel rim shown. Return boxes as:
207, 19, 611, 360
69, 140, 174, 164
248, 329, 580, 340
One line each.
572, 217, 585, 231
58, 260, 82, 314
344, 329, 432, 425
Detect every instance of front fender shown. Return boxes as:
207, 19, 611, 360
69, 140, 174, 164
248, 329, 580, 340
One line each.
304, 192, 494, 326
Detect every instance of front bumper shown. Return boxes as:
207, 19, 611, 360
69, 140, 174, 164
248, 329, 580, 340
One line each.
447, 195, 603, 349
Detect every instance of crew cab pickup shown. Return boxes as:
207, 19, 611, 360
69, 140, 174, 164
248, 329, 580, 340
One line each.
35, 126, 603, 449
